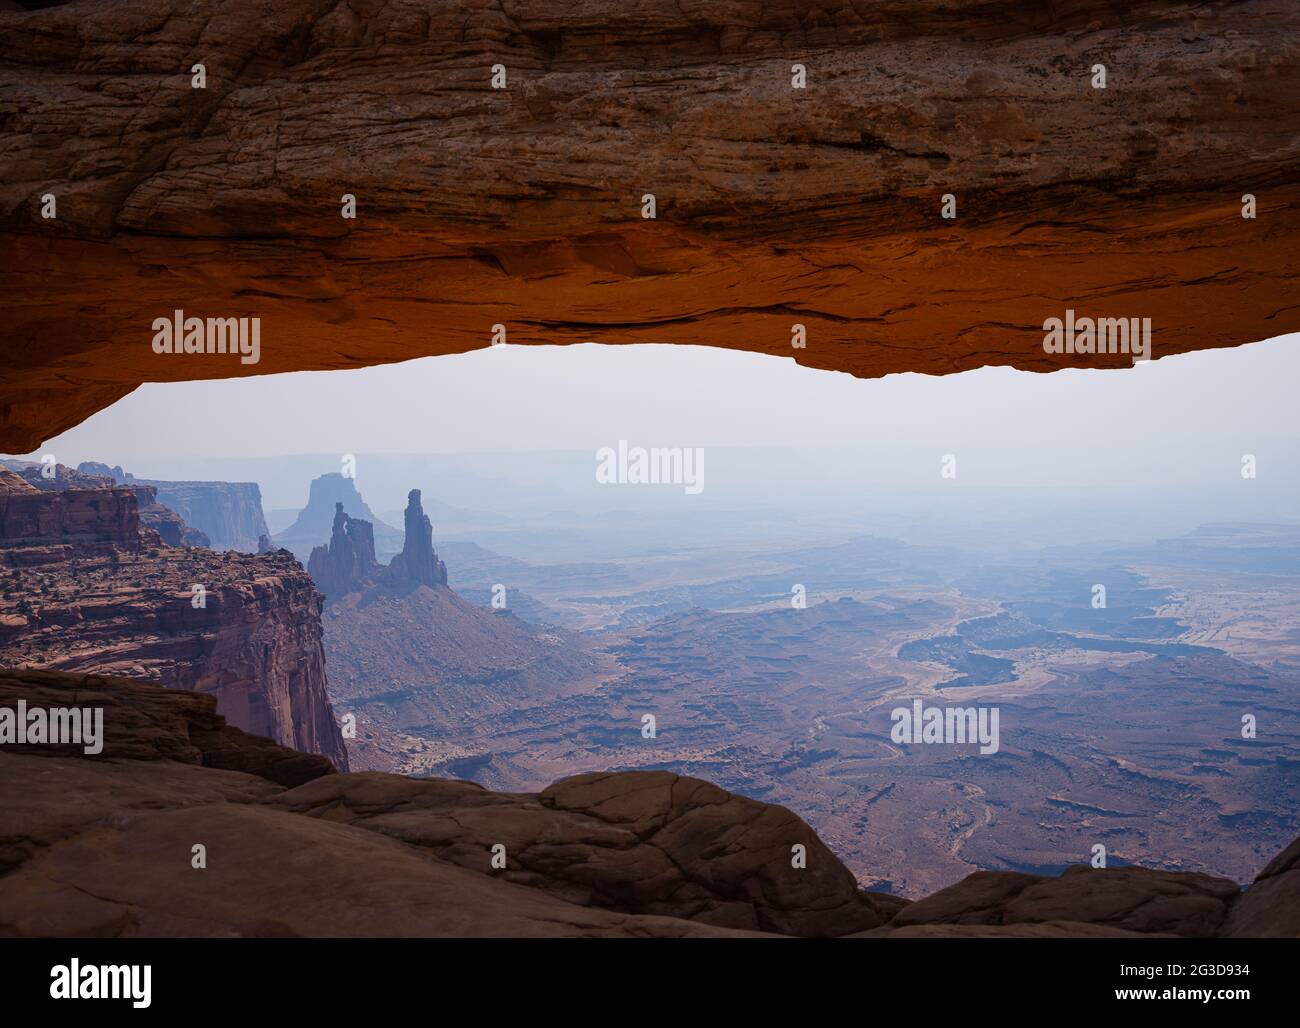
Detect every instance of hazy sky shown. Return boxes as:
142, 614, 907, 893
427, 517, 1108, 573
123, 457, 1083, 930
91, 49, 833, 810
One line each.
10, 332, 1298, 538
18, 332, 1299, 465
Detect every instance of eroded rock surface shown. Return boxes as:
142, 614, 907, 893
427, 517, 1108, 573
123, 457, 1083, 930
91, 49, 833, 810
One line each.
887, 866, 1241, 938
1223, 837, 1300, 938
307, 503, 379, 601
1, 0, 1297, 448
1, 669, 1296, 938
267, 768, 894, 936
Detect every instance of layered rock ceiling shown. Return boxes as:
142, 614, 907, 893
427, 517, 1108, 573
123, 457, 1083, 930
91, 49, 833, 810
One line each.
3, 668, 1297, 937
1, 0, 1298, 449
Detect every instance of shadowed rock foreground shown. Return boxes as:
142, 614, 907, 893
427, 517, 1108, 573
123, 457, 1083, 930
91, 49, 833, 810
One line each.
1, 669, 1295, 938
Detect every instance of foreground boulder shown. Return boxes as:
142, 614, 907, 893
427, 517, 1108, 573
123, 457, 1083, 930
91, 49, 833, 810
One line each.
1223, 837, 1300, 938
267, 768, 896, 936
883, 866, 1241, 938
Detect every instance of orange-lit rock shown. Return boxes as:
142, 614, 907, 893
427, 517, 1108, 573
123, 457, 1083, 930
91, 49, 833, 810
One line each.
1, 0, 1297, 448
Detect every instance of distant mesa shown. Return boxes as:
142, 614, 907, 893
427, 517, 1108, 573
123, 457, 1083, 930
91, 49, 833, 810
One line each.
275, 472, 402, 562
76, 460, 267, 552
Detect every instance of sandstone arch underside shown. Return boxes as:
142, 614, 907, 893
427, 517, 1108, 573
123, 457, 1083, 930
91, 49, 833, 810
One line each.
1, 0, 1297, 450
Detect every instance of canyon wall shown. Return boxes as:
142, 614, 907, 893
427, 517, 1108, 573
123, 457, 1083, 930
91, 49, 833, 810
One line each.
0, 467, 140, 551
143, 481, 269, 552
13, 462, 211, 548
0, 0, 1297, 448
0, 473, 348, 768
76, 462, 264, 550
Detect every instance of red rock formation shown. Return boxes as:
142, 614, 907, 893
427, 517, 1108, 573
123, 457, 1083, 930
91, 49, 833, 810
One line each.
0, 667, 336, 790
0, 479, 349, 768
16, 462, 210, 548
1, 0, 1297, 449
384, 489, 448, 590
129, 485, 211, 549
277, 473, 402, 560
307, 502, 380, 600
0, 467, 140, 551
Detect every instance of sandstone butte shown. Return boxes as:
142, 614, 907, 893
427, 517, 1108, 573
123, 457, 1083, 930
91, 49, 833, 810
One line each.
1, 0, 1298, 450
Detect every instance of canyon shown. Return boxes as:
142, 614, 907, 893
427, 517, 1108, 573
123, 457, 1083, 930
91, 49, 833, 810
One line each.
1, 0, 1298, 449
301, 488, 602, 774
338, 520, 1300, 899
0, 0, 1296, 944
0, 466, 347, 768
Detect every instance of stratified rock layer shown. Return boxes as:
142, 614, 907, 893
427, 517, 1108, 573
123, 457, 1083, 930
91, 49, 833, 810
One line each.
0, 467, 140, 550
143, 481, 269, 553
1, 669, 1296, 938
0, 481, 348, 768
17, 461, 210, 548
0, 668, 335, 792
1, 0, 1297, 448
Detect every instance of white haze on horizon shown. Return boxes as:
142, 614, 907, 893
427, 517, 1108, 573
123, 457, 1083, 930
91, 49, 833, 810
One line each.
10, 332, 1300, 536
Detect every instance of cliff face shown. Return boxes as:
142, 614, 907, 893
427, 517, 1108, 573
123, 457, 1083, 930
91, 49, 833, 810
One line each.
3, 668, 1297, 938
76, 462, 264, 550
145, 481, 269, 552
1, 0, 1297, 449
0, 478, 348, 768
14, 462, 211, 548
130, 485, 212, 549
0, 467, 140, 551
